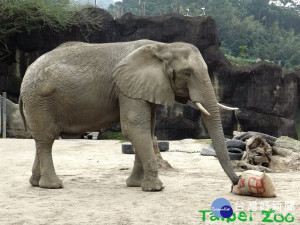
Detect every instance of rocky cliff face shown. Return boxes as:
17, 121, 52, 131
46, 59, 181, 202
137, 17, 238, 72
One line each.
1, 8, 299, 139
203, 45, 299, 139
4, 99, 31, 138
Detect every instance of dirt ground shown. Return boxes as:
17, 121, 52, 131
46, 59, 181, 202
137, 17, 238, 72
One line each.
0, 139, 299, 225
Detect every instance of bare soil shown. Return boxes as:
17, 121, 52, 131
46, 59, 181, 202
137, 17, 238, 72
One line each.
0, 139, 299, 225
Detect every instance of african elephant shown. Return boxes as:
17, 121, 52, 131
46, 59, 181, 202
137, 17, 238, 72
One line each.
19, 40, 240, 191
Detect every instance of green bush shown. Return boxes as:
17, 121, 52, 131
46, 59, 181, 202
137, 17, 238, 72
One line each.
0, 0, 102, 59
224, 53, 258, 67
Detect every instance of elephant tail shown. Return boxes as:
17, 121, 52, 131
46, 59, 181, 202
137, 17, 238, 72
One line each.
19, 97, 27, 132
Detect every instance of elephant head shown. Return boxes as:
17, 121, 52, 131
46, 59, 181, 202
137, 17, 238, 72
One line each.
113, 42, 240, 185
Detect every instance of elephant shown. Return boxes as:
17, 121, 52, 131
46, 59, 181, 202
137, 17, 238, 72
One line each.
19, 39, 240, 191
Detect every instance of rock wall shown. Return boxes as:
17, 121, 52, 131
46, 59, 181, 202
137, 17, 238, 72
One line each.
1, 8, 299, 139
203, 45, 299, 139
4, 99, 31, 138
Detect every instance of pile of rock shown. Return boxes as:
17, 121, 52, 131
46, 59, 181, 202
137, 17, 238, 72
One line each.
201, 131, 300, 173
201, 131, 276, 160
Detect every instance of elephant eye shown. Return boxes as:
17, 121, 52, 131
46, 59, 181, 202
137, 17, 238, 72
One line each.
184, 71, 191, 77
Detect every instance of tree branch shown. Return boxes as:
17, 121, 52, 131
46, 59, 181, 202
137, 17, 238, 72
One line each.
0, 39, 11, 61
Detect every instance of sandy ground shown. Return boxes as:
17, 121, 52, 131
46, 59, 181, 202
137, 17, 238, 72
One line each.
0, 139, 299, 225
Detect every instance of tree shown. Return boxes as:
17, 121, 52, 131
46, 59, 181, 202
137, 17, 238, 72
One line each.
0, 0, 103, 60
106, 0, 300, 68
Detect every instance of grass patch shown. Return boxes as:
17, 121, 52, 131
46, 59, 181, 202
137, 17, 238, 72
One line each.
224, 54, 263, 67
226, 55, 258, 66
99, 131, 128, 142
195, 139, 212, 145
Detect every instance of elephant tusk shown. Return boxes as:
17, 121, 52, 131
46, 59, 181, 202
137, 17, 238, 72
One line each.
217, 103, 239, 111
195, 102, 210, 116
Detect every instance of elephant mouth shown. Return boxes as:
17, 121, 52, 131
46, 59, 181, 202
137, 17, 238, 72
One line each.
183, 88, 189, 95
175, 95, 189, 104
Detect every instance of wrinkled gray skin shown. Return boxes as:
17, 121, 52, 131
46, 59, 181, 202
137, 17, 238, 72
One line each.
20, 40, 239, 191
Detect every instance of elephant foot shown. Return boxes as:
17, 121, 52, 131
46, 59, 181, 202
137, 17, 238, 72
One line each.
126, 172, 143, 187
39, 175, 64, 189
141, 175, 164, 191
29, 175, 41, 187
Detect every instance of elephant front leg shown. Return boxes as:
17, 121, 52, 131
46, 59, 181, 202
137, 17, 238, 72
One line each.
151, 106, 171, 169
126, 153, 144, 187
126, 131, 164, 191
120, 95, 164, 191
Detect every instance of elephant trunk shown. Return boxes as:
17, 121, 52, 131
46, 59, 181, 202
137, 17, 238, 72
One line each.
188, 76, 240, 185
201, 103, 240, 185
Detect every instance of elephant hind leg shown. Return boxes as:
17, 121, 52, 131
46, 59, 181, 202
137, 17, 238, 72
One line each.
29, 151, 41, 187
34, 138, 63, 189
27, 107, 62, 188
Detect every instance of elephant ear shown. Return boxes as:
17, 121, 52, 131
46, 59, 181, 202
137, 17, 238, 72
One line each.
112, 44, 175, 105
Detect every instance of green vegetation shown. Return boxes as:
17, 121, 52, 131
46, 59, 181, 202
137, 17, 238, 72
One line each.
223, 53, 258, 66
195, 139, 212, 145
0, 0, 102, 60
108, 0, 300, 70
99, 131, 128, 142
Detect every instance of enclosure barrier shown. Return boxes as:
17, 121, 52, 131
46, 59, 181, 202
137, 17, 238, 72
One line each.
0, 92, 7, 138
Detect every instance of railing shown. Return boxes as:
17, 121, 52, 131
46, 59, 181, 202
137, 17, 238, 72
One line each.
0, 92, 7, 138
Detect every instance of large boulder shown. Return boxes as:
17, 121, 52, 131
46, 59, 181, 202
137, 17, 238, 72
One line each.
4, 99, 31, 138
115, 13, 220, 51
155, 102, 204, 140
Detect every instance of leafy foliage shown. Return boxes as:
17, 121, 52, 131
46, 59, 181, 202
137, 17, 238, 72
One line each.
108, 0, 300, 69
0, 0, 71, 38
0, 0, 103, 59
223, 53, 258, 66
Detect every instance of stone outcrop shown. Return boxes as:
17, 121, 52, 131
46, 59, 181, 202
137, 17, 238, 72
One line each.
1, 8, 299, 139
3, 99, 31, 138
